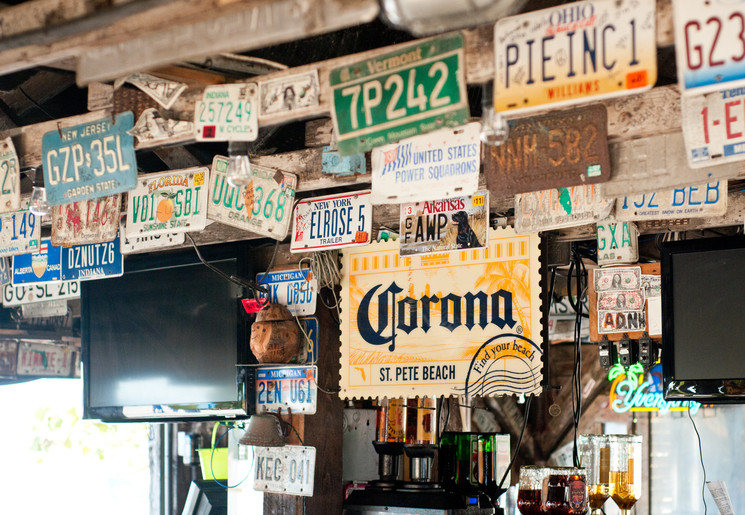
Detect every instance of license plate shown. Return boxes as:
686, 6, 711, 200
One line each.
12, 239, 61, 284
330, 33, 469, 156
0, 257, 10, 286
291, 191, 371, 252
51, 195, 120, 246
22, 299, 68, 318
0, 341, 16, 377
596, 220, 638, 266
125, 167, 209, 238
484, 104, 610, 195
256, 268, 316, 316
0, 205, 40, 258
60, 239, 123, 281
514, 184, 613, 233
0, 137, 20, 214
42, 111, 137, 205
119, 220, 185, 254
321, 146, 366, 176
253, 445, 315, 497
673, 0, 745, 93
681, 88, 745, 167
399, 190, 488, 257
194, 83, 258, 141
298, 316, 318, 364
17, 341, 73, 377
370, 122, 481, 204
614, 181, 727, 221
256, 365, 317, 415
2, 279, 80, 306
495, 0, 656, 115
207, 156, 296, 240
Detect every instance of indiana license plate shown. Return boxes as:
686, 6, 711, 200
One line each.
256, 365, 317, 415
253, 445, 315, 497
495, 0, 656, 114
330, 33, 469, 156
682, 88, 745, 167
60, 239, 123, 281
51, 195, 121, 246
673, 0, 745, 93
194, 83, 258, 141
0, 204, 40, 258
42, 112, 137, 205
291, 191, 371, 252
207, 156, 297, 240
614, 181, 727, 221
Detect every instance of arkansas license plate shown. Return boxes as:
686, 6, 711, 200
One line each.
0, 205, 40, 258
291, 191, 371, 252
614, 181, 727, 221
681, 88, 745, 167
194, 83, 258, 141
2, 280, 80, 306
673, 0, 745, 93
256, 268, 316, 316
256, 366, 317, 414
253, 445, 315, 497
495, 0, 656, 115
330, 33, 469, 156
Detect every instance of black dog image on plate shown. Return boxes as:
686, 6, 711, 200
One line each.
451, 210, 482, 249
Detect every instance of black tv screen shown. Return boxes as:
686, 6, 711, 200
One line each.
661, 235, 745, 403
82, 242, 252, 422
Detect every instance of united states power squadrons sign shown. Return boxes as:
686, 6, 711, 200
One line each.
339, 227, 542, 399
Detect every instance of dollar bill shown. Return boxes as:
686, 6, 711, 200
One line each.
641, 274, 661, 298
594, 266, 641, 292
122, 73, 187, 109
597, 290, 644, 311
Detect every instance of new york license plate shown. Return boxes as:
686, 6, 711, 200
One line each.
291, 191, 371, 252
253, 445, 315, 497
256, 366, 317, 414
330, 33, 469, 156
194, 83, 258, 141
495, 0, 656, 115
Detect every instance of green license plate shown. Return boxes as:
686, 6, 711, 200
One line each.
330, 33, 469, 156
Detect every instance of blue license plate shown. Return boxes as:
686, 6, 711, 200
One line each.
42, 112, 137, 206
256, 268, 316, 315
60, 237, 123, 281
12, 239, 61, 283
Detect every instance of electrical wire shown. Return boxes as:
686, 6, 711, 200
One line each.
688, 409, 708, 514
570, 243, 586, 467
209, 423, 254, 489
497, 394, 533, 490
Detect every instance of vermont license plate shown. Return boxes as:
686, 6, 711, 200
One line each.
195, 83, 258, 141
42, 112, 137, 205
256, 268, 316, 316
125, 167, 209, 237
256, 365, 317, 415
60, 239, 123, 281
614, 181, 727, 221
495, 0, 656, 115
330, 33, 469, 156
2, 280, 80, 306
291, 191, 371, 252
681, 88, 745, 167
51, 195, 121, 246
207, 156, 296, 240
253, 445, 315, 497
0, 205, 40, 258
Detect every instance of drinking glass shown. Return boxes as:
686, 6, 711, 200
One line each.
545, 467, 588, 515
517, 466, 547, 515
579, 434, 611, 514
609, 435, 643, 514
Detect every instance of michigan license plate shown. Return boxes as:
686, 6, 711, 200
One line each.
256, 365, 317, 415
291, 191, 371, 252
256, 268, 316, 316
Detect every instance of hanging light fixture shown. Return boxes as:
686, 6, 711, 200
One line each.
480, 81, 509, 146
238, 414, 286, 447
29, 167, 50, 217
226, 141, 252, 187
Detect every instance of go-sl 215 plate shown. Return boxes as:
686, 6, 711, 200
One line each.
194, 83, 258, 141
291, 191, 371, 253
2, 280, 80, 306
495, 0, 656, 115
256, 365, 317, 415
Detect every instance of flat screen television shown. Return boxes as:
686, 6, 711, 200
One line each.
661, 235, 745, 403
82, 242, 253, 422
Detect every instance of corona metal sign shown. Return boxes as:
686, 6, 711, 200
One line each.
339, 227, 542, 399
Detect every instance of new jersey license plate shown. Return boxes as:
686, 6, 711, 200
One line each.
495, 0, 656, 114
291, 191, 371, 252
195, 83, 258, 141
256, 365, 317, 414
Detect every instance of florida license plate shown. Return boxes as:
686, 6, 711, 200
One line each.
495, 0, 656, 115
256, 365, 317, 415
291, 191, 371, 252
194, 83, 258, 141
253, 445, 315, 497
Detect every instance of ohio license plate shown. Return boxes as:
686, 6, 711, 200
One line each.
673, 0, 745, 93
194, 83, 258, 141
614, 181, 727, 221
125, 167, 209, 237
681, 88, 745, 167
495, 0, 656, 115
51, 195, 120, 246
330, 33, 469, 156
42, 111, 137, 206
256, 268, 316, 316
12, 239, 61, 283
119, 220, 185, 254
60, 239, 123, 281
256, 365, 317, 415
2, 279, 80, 306
0, 137, 20, 214
291, 191, 371, 252
0, 205, 40, 258
253, 445, 315, 497
207, 156, 297, 240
